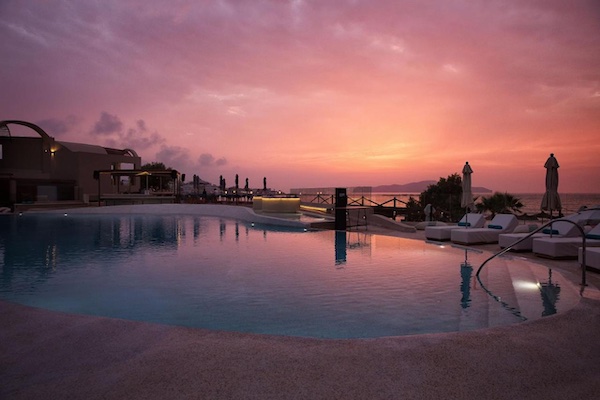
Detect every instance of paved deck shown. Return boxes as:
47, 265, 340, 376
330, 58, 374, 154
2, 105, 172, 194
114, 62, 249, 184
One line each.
2, 205, 600, 399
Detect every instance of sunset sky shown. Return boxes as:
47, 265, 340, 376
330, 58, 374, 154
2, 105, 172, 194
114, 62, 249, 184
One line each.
1, 1, 599, 193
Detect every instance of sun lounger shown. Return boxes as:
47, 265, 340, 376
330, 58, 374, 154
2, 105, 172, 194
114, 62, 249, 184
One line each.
578, 247, 600, 271
451, 214, 518, 245
532, 224, 600, 259
424, 213, 485, 241
498, 213, 582, 252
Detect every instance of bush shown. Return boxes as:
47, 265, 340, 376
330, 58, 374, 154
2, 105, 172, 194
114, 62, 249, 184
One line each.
404, 196, 423, 222
419, 174, 464, 222
402, 174, 466, 222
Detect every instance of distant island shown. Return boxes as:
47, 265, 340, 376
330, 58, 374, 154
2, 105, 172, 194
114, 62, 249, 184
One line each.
371, 180, 492, 193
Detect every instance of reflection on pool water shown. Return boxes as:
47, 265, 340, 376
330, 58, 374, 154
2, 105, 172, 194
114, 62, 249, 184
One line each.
0, 214, 581, 339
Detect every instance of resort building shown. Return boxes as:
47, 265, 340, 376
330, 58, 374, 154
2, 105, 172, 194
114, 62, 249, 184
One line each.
0, 120, 145, 210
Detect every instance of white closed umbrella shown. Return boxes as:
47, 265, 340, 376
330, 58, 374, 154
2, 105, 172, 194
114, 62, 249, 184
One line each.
461, 162, 474, 227
540, 153, 561, 236
541, 153, 561, 217
461, 162, 474, 210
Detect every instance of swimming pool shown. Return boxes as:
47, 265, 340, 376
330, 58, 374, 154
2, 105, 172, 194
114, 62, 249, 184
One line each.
0, 213, 581, 338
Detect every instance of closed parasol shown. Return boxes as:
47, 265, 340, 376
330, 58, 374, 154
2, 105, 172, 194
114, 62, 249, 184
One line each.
461, 161, 474, 211
541, 153, 561, 219
461, 162, 474, 227
540, 153, 561, 235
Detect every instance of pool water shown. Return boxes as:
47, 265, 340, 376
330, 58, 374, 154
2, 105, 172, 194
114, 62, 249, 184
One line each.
0, 214, 581, 338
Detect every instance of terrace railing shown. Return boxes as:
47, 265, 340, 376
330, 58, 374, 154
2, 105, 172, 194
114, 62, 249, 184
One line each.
347, 196, 408, 209
303, 194, 409, 208
305, 194, 335, 205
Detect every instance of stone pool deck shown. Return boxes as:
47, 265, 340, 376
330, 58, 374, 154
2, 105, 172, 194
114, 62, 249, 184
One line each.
2, 205, 600, 399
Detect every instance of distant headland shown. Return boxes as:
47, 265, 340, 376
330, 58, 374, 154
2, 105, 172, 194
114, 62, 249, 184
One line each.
372, 180, 492, 193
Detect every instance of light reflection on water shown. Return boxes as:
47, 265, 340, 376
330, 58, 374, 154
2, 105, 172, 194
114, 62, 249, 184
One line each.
0, 214, 581, 338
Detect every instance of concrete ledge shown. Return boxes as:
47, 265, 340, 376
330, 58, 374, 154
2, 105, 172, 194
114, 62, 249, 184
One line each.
14, 201, 90, 213
370, 214, 417, 233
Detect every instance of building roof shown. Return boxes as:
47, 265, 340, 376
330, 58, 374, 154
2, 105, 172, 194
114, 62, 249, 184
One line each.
58, 141, 109, 155
58, 141, 139, 158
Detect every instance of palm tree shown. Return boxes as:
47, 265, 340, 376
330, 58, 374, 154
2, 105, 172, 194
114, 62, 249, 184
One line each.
476, 192, 523, 218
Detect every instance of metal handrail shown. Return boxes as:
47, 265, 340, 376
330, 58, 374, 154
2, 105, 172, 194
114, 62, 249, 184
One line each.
475, 218, 587, 287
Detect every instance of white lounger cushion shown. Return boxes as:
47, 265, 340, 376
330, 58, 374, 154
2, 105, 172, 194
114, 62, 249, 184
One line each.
424, 213, 485, 241
451, 214, 518, 245
498, 214, 582, 251
579, 247, 600, 270
533, 224, 600, 258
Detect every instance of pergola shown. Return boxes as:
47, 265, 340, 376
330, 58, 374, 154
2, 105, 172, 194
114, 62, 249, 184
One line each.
93, 169, 183, 205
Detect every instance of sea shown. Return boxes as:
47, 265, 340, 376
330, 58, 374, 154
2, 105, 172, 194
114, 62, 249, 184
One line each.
368, 193, 600, 215
298, 192, 600, 216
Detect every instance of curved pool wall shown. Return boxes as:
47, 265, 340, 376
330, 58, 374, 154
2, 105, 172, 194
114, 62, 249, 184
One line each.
0, 209, 582, 339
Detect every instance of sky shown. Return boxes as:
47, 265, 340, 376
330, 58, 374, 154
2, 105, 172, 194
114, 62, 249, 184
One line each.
1, 0, 599, 193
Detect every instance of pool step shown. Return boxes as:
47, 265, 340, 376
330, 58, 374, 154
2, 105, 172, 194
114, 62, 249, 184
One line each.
456, 258, 518, 332
506, 260, 545, 320
507, 259, 578, 320
481, 257, 524, 327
